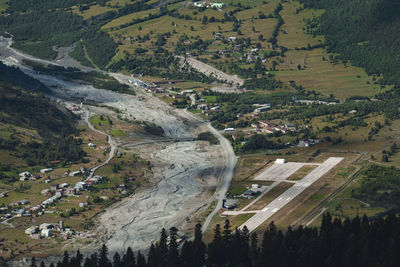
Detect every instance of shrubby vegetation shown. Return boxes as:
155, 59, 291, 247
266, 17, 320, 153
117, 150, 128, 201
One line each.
31, 213, 400, 267
143, 123, 164, 137
109, 48, 217, 83
240, 134, 285, 153
69, 41, 95, 67
353, 165, 400, 211
197, 132, 219, 145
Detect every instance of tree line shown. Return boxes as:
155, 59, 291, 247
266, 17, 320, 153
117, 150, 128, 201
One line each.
26, 213, 400, 267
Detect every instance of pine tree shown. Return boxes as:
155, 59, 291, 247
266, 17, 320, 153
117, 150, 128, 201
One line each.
207, 224, 223, 266
122, 247, 135, 267
238, 226, 250, 266
61, 251, 70, 267
223, 219, 231, 238
157, 228, 168, 266
136, 251, 146, 267
83, 257, 90, 267
70, 250, 83, 267
30, 257, 37, 267
147, 244, 157, 267
192, 224, 205, 267
113, 252, 122, 267
167, 227, 180, 267
88, 252, 98, 267
98, 244, 112, 267
180, 241, 193, 266
250, 232, 259, 267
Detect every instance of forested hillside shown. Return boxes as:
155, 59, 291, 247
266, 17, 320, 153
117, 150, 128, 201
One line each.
0, 63, 85, 173
0, 0, 118, 67
29, 213, 400, 267
300, 0, 400, 85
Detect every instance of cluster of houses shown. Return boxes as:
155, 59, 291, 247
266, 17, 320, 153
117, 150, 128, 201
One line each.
0, 199, 32, 221
25, 221, 75, 239
0, 165, 104, 223
197, 104, 222, 115
211, 33, 276, 65
245, 48, 262, 64
251, 120, 296, 134
40, 174, 103, 208
296, 99, 337, 105
19, 171, 41, 181
193, 1, 225, 8
145, 86, 166, 94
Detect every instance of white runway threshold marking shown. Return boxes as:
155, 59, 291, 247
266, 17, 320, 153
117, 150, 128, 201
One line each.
239, 157, 344, 232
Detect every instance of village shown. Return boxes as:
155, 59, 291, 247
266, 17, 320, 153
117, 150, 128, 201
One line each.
0, 158, 106, 240
129, 79, 325, 150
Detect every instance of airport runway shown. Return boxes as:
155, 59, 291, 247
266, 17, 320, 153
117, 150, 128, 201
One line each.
239, 157, 344, 232
253, 162, 305, 181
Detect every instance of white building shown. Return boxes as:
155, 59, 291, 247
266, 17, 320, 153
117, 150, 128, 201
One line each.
25, 226, 39, 235
41, 229, 51, 237
40, 223, 53, 230
275, 158, 286, 164
69, 171, 81, 177
194, 1, 205, 7
19, 171, 31, 177
40, 168, 53, 174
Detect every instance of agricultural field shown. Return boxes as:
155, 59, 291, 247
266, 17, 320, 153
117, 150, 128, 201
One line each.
98, 0, 392, 101
0, 0, 7, 12
72, 4, 117, 20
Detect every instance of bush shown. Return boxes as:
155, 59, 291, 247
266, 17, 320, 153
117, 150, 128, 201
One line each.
197, 132, 219, 144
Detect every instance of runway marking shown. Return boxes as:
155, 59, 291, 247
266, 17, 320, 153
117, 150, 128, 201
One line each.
238, 157, 344, 232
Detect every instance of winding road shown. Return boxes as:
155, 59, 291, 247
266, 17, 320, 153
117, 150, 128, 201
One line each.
181, 109, 237, 232
83, 109, 117, 179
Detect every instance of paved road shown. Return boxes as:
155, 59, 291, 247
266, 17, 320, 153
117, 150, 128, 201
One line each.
237, 157, 344, 232
181, 109, 237, 232
83, 109, 117, 179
